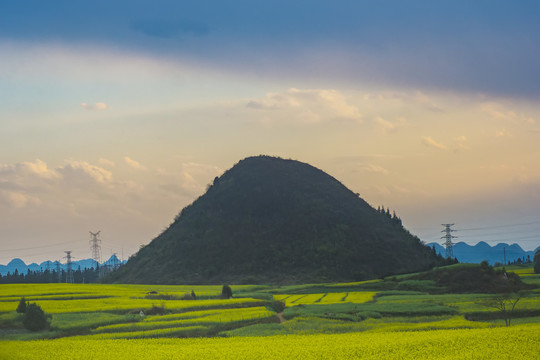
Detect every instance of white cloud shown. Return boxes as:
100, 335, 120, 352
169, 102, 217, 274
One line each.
0, 159, 59, 180
422, 136, 448, 150
59, 160, 113, 184
81, 102, 110, 110
124, 157, 147, 171
246, 88, 362, 124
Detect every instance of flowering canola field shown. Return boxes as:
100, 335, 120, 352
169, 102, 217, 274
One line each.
2, 323, 539, 359
274, 291, 376, 306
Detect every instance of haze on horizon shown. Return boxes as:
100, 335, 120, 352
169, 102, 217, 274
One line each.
1, 1, 539, 264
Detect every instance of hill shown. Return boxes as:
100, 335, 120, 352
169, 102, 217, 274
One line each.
108, 156, 447, 284
0, 255, 124, 277
427, 242, 539, 265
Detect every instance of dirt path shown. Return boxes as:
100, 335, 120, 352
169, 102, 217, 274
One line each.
276, 312, 287, 323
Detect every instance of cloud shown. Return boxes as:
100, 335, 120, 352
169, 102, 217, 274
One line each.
422, 136, 448, 150
495, 129, 508, 138
246, 88, 362, 124
454, 135, 469, 151
358, 164, 389, 175
1, 2, 539, 97
81, 102, 109, 110
156, 162, 223, 196
98, 158, 116, 167
0, 191, 41, 209
0, 159, 59, 180
374, 116, 407, 134
0, 159, 113, 209
58, 161, 113, 184
124, 157, 147, 171
479, 102, 535, 125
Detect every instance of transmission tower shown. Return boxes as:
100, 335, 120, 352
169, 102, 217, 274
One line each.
441, 224, 457, 259
89, 231, 102, 267
64, 251, 74, 283
111, 252, 119, 270
56, 261, 62, 283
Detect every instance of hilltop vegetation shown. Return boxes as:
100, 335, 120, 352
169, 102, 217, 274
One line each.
108, 156, 447, 284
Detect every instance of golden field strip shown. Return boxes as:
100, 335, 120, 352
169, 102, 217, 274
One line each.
2, 324, 539, 359
274, 291, 376, 306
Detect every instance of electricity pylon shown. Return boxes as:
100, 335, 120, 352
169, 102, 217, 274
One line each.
64, 251, 74, 283
89, 231, 102, 267
441, 224, 457, 259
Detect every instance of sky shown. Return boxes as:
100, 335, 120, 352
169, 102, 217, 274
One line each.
1, 1, 539, 265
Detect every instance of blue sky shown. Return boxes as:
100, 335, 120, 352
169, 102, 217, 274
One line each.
1, 1, 539, 263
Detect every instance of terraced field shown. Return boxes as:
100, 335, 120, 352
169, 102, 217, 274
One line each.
2, 324, 539, 359
274, 291, 376, 306
1, 264, 539, 359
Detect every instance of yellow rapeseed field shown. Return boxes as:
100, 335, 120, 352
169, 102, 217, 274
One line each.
274, 291, 376, 306
2, 323, 539, 359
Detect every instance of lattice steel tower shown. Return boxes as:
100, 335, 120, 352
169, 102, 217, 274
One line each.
441, 224, 457, 259
56, 261, 62, 283
89, 231, 102, 266
64, 251, 74, 283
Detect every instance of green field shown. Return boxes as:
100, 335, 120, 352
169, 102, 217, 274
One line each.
1, 265, 539, 359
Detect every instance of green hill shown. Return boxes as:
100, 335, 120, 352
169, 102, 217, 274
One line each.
108, 156, 447, 284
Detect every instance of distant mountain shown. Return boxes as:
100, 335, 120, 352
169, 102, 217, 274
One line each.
108, 155, 447, 284
0, 255, 125, 276
427, 241, 540, 265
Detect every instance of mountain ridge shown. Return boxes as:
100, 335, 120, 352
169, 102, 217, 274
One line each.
428, 241, 539, 265
0, 255, 124, 276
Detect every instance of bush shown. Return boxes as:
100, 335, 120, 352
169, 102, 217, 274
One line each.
181, 292, 195, 300
356, 311, 382, 320
16, 297, 27, 313
146, 304, 167, 315
23, 303, 49, 331
269, 300, 286, 313
222, 285, 233, 299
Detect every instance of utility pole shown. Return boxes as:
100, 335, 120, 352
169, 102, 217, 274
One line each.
89, 231, 102, 268
503, 247, 507, 265
441, 224, 457, 259
64, 251, 74, 284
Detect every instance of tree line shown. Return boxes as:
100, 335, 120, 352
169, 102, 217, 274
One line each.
0, 265, 119, 284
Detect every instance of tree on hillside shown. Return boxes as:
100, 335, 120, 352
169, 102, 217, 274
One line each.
534, 250, 540, 274
23, 303, 49, 331
16, 297, 27, 313
483, 292, 524, 326
221, 285, 233, 299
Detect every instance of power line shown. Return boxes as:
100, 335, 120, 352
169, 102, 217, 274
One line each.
3, 240, 79, 252
460, 220, 540, 231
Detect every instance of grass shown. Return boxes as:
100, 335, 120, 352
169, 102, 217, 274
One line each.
50, 312, 138, 332
0, 265, 539, 344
